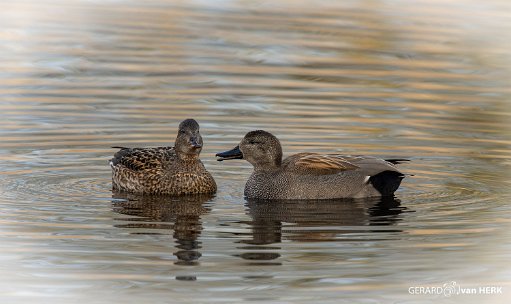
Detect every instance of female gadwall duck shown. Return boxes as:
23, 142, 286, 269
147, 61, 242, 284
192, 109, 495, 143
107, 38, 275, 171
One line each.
216, 130, 407, 199
110, 119, 217, 195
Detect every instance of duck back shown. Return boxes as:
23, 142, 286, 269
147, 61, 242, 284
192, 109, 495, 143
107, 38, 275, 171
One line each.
110, 146, 216, 195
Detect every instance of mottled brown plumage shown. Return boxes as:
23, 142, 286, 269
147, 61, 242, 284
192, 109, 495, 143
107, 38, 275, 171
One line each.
216, 130, 407, 200
110, 119, 217, 195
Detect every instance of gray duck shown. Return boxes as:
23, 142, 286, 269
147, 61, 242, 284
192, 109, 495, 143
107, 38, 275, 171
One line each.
216, 130, 407, 199
110, 119, 217, 195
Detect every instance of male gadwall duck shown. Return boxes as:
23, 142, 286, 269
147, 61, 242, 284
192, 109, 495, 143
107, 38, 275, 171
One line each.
110, 119, 217, 195
216, 130, 407, 199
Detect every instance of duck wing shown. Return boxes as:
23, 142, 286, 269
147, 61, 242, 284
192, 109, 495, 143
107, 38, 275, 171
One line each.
284, 153, 359, 174
110, 146, 176, 171
337, 155, 408, 176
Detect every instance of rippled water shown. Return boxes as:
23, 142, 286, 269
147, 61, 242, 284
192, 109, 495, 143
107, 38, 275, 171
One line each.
1, 0, 510, 303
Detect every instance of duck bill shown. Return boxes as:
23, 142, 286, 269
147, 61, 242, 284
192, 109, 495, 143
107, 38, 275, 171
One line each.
190, 137, 203, 149
216, 145, 243, 161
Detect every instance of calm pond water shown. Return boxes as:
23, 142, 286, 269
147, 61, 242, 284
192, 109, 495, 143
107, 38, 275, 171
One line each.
1, 0, 510, 303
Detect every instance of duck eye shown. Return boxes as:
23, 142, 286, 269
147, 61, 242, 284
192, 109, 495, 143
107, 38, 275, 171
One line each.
249, 140, 259, 145
179, 130, 186, 134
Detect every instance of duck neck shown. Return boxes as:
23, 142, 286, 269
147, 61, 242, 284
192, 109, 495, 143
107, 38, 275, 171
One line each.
176, 151, 200, 163
253, 159, 281, 173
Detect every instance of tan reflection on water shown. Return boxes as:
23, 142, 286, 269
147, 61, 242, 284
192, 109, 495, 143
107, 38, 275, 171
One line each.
0, 0, 510, 303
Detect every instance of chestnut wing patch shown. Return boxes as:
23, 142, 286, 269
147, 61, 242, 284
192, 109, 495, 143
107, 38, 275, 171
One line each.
292, 153, 359, 174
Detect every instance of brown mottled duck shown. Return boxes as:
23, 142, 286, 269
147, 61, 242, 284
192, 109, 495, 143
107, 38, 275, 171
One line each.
110, 119, 216, 195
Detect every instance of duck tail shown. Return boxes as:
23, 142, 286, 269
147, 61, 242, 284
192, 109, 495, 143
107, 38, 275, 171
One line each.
110, 147, 131, 167
369, 170, 405, 196
385, 158, 410, 165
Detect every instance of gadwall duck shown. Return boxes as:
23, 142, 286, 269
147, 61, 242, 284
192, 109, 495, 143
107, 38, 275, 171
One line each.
216, 130, 407, 199
110, 119, 217, 195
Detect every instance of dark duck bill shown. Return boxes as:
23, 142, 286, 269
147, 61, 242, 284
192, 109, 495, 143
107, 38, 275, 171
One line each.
190, 137, 203, 149
216, 145, 243, 161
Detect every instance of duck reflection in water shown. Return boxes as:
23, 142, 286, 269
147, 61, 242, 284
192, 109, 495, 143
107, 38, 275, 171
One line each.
112, 192, 213, 270
237, 196, 408, 264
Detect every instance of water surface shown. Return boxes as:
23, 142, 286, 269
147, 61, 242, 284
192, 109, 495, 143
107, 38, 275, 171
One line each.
0, 0, 510, 303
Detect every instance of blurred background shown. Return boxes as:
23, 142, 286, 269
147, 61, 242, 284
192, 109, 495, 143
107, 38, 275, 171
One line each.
0, 0, 510, 303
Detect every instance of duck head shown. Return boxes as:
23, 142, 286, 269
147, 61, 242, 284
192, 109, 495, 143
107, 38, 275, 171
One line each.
175, 119, 203, 158
216, 130, 283, 170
